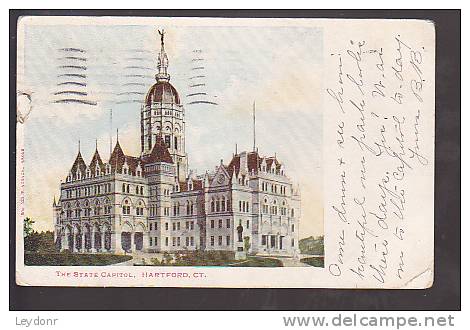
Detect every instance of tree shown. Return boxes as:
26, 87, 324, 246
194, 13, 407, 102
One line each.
23, 217, 34, 238
243, 236, 251, 253
23, 217, 56, 253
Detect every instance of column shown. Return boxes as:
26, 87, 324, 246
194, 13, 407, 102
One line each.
74, 234, 79, 253
62, 232, 68, 252
91, 231, 97, 253
101, 231, 106, 253
80, 233, 85, 252
142, 233, 150, 252
111, 231, 124, 254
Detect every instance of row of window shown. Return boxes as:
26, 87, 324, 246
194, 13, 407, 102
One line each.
66, 205, 112, 218
238, 200, 250, 213
210, 235, 231, 246
260, 181, 288, 195
149, 236, 195, 247
122, 184, 145, 195
260, 165, 284, 176
209, 218, 231, 229
122, 199, 145, 216
65, 183, 112, 199
210, 197, 230, 213
67, 165, 144, 182
159, 221, 195, 231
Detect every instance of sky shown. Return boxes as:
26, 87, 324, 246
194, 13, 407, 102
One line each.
18, 19, 324, 238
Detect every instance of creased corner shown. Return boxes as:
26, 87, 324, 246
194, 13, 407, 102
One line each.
402, 264, 434, 289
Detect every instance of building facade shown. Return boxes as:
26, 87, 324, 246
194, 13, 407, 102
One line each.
53, 31, 301, 257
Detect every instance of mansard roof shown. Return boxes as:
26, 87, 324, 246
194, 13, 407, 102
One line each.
226, 151, 262, 177
265, 157, 281, 170
143, 135, 173, 164
179, 179, 203, 192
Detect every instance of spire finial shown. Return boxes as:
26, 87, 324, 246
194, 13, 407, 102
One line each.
109, 108, 113, 158
235, 143, 238, 155
116, 128, 119, 142
95, 138, 98, 151
78, 139, 81, 153
156, 28, 170, 82
253, 100, 256, 152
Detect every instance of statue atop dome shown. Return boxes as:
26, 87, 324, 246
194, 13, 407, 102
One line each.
156, 28, 170, 82
158, 29, 165, 48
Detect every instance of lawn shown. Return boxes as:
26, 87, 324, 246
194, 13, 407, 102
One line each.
231, 256, 283, 267
147, 251, 283, 267
24, 252, 132, 266
300, 256, 324, 267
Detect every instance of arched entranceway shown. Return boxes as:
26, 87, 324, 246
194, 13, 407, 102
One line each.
121, 232, 132, 252
74, 225, 82, 252
84, 224, 92, 251
93, 223, 101, 251
103, 225, 111, 251
134, 232, 143, 251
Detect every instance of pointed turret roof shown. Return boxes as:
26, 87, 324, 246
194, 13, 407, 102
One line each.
71, 150, 87, 176
144, 135, 174, 164
90, 148, 105, 172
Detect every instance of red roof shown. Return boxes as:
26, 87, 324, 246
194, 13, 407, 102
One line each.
89, 149, 105, 172
143, 135, 174, 164
179, 179, 203, 192
70, 151, 87, 176
226, 151, 262, 177
108, 141, 140, 174
145, 80, 180, 106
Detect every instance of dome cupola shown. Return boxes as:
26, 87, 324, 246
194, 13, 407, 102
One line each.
145, 29, 180, 106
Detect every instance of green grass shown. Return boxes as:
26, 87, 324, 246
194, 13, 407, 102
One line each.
148, 251, 283, 267
24, 252, 132, 266
300, 256, 324, 268
231, 257, 283, 267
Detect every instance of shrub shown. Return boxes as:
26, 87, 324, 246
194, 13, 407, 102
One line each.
300, 256, 324, 268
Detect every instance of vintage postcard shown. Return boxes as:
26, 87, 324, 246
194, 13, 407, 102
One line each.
15, 16, 434, 288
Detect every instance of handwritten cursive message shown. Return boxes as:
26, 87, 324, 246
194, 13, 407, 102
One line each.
325, 23, 434, 288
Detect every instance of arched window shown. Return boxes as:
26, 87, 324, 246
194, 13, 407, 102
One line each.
216, 198, 220, 212
211, 199, 215, 213
136, 201, 144, 216
122, 200, 131, 215
221, 197, 226, 211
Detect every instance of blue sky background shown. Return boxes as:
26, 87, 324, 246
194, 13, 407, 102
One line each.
19, 20, 323, 237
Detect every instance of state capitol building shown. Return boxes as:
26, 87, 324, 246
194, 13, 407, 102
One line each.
53, 31, 301, 257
